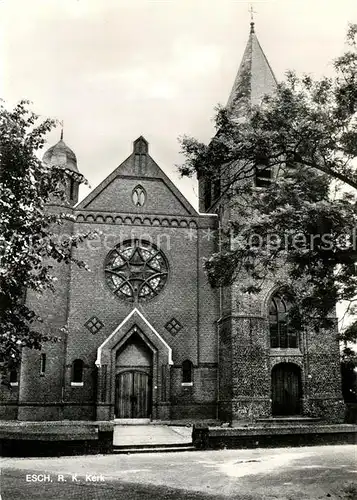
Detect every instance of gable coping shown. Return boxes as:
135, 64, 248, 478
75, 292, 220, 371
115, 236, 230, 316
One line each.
95, 307, 173, 367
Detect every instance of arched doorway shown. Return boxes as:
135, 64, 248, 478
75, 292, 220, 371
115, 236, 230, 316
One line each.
271, 363, 302, 416
115, 333, 153, 419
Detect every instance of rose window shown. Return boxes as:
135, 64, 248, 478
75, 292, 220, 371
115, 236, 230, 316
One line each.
105, 240, 168, 301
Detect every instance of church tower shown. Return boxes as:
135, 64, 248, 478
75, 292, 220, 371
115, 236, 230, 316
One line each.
202, 22, 344, 423
215, 21, 278, 423
17, 133, 84, 421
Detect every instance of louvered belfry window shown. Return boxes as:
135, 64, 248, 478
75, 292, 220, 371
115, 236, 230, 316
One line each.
255, 155, 272, 188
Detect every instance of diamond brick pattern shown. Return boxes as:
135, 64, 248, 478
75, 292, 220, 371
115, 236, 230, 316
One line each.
84, 316, 104, 334
165, 318, 183, 336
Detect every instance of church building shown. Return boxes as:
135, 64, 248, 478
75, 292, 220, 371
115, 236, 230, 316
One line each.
1, 23, 344, 423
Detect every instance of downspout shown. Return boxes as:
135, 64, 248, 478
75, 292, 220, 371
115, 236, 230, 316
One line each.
217, 206, 223, 421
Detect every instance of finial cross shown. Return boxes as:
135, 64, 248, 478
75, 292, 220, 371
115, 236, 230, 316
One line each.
249, 3, 256, 22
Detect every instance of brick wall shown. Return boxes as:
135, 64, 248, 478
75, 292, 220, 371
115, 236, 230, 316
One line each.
10, 148, 219, 421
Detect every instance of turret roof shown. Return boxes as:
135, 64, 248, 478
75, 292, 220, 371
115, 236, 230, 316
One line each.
43, 133, 79, 174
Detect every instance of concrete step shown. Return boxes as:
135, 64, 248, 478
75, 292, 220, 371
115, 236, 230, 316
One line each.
113, 444, 195, 454
114, 441, 192, 450
114, 418, 150, 425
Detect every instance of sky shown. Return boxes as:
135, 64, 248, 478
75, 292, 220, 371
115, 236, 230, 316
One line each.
1, 0, 356, 207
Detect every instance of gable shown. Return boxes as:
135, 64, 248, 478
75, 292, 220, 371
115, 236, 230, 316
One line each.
80, 173, 191, 215
77, 137, 198, 217
95, 308, 173, 367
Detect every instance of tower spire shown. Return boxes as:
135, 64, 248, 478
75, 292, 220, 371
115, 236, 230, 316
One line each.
226, 13, 277, 119
60, 120, 64, 141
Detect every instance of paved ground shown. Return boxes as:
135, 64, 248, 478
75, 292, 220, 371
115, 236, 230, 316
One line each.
1, 445, 356, 499
113, 424, 192, 446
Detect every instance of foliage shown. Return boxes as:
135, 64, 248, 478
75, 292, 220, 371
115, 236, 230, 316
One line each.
0, 100, 92, 379
180, 23, 357, 189
179, 24, 357, 335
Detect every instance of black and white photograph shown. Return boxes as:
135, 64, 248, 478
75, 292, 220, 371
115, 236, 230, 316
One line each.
0, 1, 356, 499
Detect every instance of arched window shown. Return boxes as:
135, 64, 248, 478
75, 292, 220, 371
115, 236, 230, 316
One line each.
40, 353, 46, 375
213, 177, 221, 203
132, 185, 146, 207
69, 178, 76, 201
72, 359, 84, 383
182, 360, 193, 384
269, 294, 298, 348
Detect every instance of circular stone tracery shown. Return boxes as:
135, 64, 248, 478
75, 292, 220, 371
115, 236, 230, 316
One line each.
105, 240, 168, 302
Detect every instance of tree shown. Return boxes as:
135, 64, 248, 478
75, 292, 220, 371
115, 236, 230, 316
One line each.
178, 24, 357, 341
0, 100, 92, 378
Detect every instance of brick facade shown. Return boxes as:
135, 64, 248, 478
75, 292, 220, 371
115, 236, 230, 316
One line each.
0, 138, 221, 422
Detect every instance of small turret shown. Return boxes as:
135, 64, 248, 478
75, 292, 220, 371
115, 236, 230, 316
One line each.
18, 129, 81, 420
43, 130, 82, 206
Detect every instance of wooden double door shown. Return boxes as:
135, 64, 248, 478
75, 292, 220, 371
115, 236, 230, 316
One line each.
115, 370, 152, 419
271, 363, 302, 416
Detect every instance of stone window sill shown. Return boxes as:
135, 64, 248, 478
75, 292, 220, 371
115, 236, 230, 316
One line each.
71, 382, 84, 387
181, 382, 193, 387
10, 382, 19, 387
269, 348, 302, 356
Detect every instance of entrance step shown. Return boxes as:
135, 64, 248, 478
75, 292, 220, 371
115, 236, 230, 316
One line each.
113, 445, 195, 454
114, 418, 150, 425
113, 442, 195, 454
